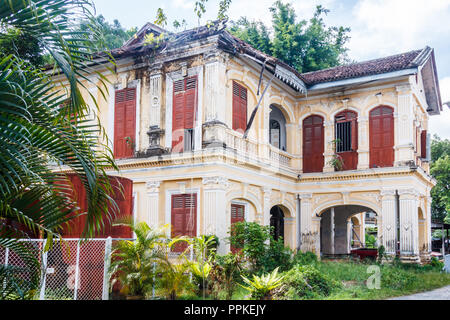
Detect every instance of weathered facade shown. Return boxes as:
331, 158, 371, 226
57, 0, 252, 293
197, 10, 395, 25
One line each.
54, 22, 443, 263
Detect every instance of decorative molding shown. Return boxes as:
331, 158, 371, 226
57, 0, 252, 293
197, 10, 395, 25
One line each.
202, 176, 229, 188
146, 181, 161, 193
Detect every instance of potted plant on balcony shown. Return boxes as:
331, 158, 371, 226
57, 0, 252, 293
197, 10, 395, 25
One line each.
328, 139, 344, 171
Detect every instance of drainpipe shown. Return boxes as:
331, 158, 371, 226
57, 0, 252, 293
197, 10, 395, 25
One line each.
297, 194, 301, 251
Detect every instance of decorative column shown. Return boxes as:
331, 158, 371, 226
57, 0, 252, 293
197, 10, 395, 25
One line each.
395, 85, 415, 166
426, 196, 433, 256
323, 120, 335, 173
357, 116, 370, 170
202, 53, 228, 149
380, 189, 397, 256
262, 187, 272, 227
299, 193, 315, 253
398, 188, 420, 262
330, 207, 335, 255
202, 176, 229, 254
146, 66, 167, 156
146, 181, 161, 229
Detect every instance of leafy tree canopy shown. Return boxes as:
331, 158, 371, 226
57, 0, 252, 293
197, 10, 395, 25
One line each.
78, 14, 137, 50
229, 1, 351, 73
430, 135, 450, 223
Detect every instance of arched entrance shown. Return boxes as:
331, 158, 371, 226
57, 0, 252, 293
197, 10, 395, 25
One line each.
270, 206, 284, 241
418, 207, 427, 254
319, 205, 378, 256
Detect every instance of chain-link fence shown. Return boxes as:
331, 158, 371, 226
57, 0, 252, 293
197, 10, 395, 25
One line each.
1, 238, 196, 300
1, 238, 120, 300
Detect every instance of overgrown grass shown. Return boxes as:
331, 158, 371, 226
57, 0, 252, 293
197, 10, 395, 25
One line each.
312, 259, 450, 300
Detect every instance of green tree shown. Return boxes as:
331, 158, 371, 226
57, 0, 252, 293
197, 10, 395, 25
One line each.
431, 155, 450, 222
229, 2, 350, 73
430, 135, 450, 222
0, 28, 46, 67
78, 15, 137, 51
0, 0, 117, 299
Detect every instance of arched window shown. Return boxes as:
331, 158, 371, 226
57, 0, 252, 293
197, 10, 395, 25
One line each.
303, 115, 324, 173
269, 105, 287, 151
335, 110, 358, 170
369, 106, 394, 168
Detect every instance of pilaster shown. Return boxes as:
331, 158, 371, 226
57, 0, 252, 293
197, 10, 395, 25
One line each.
395, 85, 415, 166
146, 180, 161, 229
380, 189, 397, 255
398, 188, 420, 263
202, 176, 229, 254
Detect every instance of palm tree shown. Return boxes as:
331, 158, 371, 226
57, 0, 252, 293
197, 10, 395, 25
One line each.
0, 0, 117, 299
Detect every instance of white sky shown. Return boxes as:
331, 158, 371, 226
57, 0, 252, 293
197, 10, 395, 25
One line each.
92, 0, 450, 138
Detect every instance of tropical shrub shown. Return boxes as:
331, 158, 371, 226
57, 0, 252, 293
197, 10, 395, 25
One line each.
210, 252, 245, 300
240, 267, 284, 300
182, 235, 217, 297
109, 222, 167, 298
273, 265, 340, 300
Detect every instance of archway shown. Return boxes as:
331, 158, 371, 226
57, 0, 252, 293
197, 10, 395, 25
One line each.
319, 205, 378, 256
270, 206, 285, 241
269, 105, 287, 151
418, 207, 427, 254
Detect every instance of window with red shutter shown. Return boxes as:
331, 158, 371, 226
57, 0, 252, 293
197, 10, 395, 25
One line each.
171, 193, 197, 252
302, 115, 324, 173
172, 76, 198, 152
335, 110, 358, 170
421, 130, 427, 159
232, 81, 247, 133
369, 106, 394, 168
230, 203, 245, 253
114, 88, 136, 159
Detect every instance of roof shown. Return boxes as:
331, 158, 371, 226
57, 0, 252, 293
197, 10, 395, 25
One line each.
96, 21, 442, 113
301, 48, 426, 86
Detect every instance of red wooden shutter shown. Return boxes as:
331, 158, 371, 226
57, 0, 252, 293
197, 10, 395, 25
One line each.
303, 115, 324, 173
335, 110, 358, 170
114, 88, 136, 159
60, 174, 133, 239
369, 106, 394, 168
171, 193, 197, 252
172, 76, 197, 152
421, 130, 427, 159
232, 81, 247, 133
172, 79, 185, 152
230, 203, 245, 254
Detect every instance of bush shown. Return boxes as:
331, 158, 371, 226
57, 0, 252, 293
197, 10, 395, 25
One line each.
430, 257, 444, 271
273, 265, 340, 300
260, 238, 293, 273
228, 222, 293, 273
292, 251, 318, 266
228, 222, 271, 271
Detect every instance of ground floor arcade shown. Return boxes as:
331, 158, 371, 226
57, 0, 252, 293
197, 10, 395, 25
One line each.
112, 155, 434, 263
